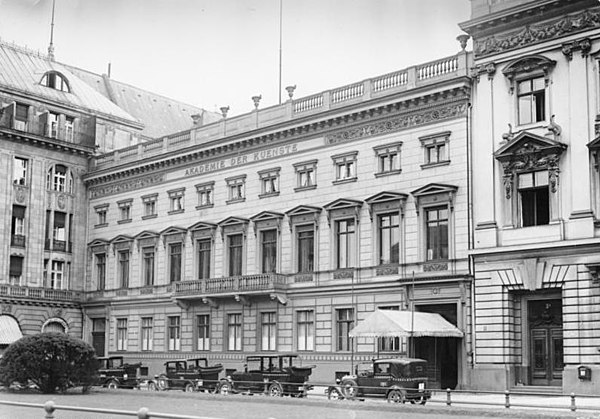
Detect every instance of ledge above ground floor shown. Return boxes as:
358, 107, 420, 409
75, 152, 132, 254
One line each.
0, 284, 82, 304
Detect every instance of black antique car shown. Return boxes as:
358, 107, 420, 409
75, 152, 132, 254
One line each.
327, 358, 431, 404
156, 358, 223, 392
218, 354, 314, 397
97, 356, 149, 389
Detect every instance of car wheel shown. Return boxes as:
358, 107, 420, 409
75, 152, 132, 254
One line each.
184, 383, 195, 392
157, 375, 169, 391
218, 381, 231, 395
328, 387, 343, 401
106, 380, 119, 390
147, 381, 158, 391
420, 396, 427, 406
340, 379, 358, 400
387, 389, 405, 404
268, 382, 283, 397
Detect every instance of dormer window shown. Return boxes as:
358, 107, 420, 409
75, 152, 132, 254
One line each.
41, 71, 70, 93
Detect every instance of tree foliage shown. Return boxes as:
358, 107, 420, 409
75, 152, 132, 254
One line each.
0, 332, 98, 394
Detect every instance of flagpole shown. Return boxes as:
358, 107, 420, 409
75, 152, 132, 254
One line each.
410, 271, 415, 357
278, 0, 283, 105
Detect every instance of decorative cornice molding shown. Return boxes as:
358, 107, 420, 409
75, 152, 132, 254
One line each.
89, 173, 165, 199
473, 8, 600, 58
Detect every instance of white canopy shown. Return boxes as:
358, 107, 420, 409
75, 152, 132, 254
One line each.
349, 309, 463, 338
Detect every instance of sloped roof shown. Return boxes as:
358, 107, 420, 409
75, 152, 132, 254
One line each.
0, 42, 138, 125
65, 66, 221, 138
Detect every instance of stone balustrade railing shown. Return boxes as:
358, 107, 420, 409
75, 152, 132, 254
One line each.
90, 52, 471, 171
0, 284, 80, 302
174, 273, 288, 296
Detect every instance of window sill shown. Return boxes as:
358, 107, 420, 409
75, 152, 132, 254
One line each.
117, 219, 132, 225
226, 198, 246, 205
259, 191, 280, 199
94, 223, 108, 229
168, 209, 185, 215
374, 169, 402, 178
294, 184, 317, 192
196, 204, 214, 210
421, 160, 450, 169
332, 177, 357, 185
142, 214, 157, 220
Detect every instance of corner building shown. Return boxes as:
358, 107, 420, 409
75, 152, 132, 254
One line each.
462, 0, 600, 393
84, 52, 473, 386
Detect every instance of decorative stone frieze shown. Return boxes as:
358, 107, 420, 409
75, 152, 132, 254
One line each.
89, 173, 165, 199
561, 37, 592, 61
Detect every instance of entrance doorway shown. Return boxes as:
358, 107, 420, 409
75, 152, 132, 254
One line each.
528, 299, 563, 386
92, 318, 106, 357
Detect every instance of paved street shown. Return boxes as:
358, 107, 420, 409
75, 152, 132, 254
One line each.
0, 388, 597, 419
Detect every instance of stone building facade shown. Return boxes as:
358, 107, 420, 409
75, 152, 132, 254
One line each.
461, 0, 600, 393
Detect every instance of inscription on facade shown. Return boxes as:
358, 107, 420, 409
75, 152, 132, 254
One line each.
90, 174, 165, 199
184, 144, 299, 177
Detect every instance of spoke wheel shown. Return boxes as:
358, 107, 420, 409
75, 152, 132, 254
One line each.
218, 381, 231, 395
340, 379, 358, 400
328, 387, 342, 400
387, 389, 405, 404
268, 382, 283, 397
157, 375, 169, 391
185, 383, 195, 392
147, 381, 158, 391
106, 380, 119, 390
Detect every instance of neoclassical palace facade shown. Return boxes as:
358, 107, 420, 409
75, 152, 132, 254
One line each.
2, 0, 600, 393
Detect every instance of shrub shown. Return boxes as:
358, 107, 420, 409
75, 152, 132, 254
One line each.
0, 332, 98, 394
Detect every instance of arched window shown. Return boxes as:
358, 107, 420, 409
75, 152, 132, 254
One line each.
40, 71, 70, 93
42, 318, 68, 333
46, 164, 73, 193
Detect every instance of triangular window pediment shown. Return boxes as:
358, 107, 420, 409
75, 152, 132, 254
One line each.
160, 226, 187, 236
188, 221, 217, 232
323, 198, 363, 212
88, 238, 109, 247
134, 230, 159, 240
217, 216, 249, 228
285, 205, 321, 218
587, 134, 600, 150
250, 211, 284, 223
411, 183, 458, 197
365, 191, 408, 205
111, 235, 133, 244
496, 131, 567, 161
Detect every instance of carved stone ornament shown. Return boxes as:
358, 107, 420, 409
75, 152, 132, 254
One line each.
474, 9, 600, 58
1, 303, 12, 313
14, 186, 26, 204
470, 62, 496, 82
423, 262, 448, 272
561, 37, 592, 61
502, 55, 556, 94
57, 194, 66, 210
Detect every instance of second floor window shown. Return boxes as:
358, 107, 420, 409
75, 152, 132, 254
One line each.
141, 317, 153, 351
518, 76, 545, 125
519, 171, 549, 227
95, 253, 106, 291
13, 157, 28, 186
142, 247, 155, 286
228, 234, 243, 276
168, 316, 181, 351
169, 243, 182, 282
335, 219, 356, 269
261, 230, 277, 274
378, 214, 400, 265
116, 318, 128, 351
197, 239, 211, 280
426, 206, 448, 261
118, 250, 130, 288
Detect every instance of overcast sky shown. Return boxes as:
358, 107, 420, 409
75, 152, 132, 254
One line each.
0, 0, 471, 116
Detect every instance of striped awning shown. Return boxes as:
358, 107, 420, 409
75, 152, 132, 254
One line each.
349, 309, 463, 338
0, 315, 23, 345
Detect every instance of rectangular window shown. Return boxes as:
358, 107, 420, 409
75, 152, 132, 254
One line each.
118, 250, 130, 288
9, 255, 23, 285
141, 317, 153, 351
116, 318, 128, 351
261, 312, 277, 351
169, 243, 182, 283
168, 188, 185, 213
332, 152, 358, 183
297, 310, 314, 351
518, 76, 546, 125
50, 260, 64, 289
228, 234, 243, 276
378, 213, 400, 265
11, 205, 26, 247
336, 308, 354, 351
65, 116, 74, 142
426, 143, 446, 164
226, 176, 246, 203
261, 229, 277, 273
258, 168, 280, 197
142, 194, 157, 218
197, 314, 210, 351
96, 253, 106, 291
335, 219, 356, 268
195, 182, 214, 208
118, 200, 132, 222
13, 157, 28, 186
53, 211, 66, 242
374, 142, 402, 175
142, 247, 155, 286
168, 316, 181, 351
519, 171, 550, 227
420, 132, 451, 166
294, 160, 317, 191
197, 239, 211, 280
53, 165, 67, 192
296, 225, 314, 273
48, 112, 59, 138
96, 208, 107, 226
14, 103, 28, 131
227, 313, 242, 351
426, 206, 449, 261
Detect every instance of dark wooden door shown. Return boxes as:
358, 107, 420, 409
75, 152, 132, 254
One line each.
529, 299, 563, 386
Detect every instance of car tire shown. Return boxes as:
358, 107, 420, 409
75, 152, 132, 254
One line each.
340, 379, 358, 400
157, 375, 169, 391
268, 382, 283, 397
106, 380, 119, 390
387, 389, 406, 404
184, 383, 195, 392
327, 387, 343, 401
147, 381, 158, 391
218, 381, 231, 395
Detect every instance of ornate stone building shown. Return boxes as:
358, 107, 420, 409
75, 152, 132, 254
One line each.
82, 53, 472, 385
461, 0, 600, 393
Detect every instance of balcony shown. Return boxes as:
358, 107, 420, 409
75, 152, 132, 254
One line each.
174, 273, 289, 305
44, 239, 72, 253
0, 284, 80, 303
10, 234, 25, 248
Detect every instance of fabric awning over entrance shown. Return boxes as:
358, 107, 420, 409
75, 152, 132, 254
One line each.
349, 309, 463, 338
0, 315, 22, 345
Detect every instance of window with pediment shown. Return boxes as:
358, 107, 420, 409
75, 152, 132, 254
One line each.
286, 205, 321, 277
495, 131, 566, 228
136, 231, 159, 287
251, 211, 283, 274
366, 192, 407, 271
502, 55, 555, 127
162, 227, 185, 283
112, 236, 133, 289
411, 184, 457, 267
89, 239, 108, 291
218, 217, 249, 276
190, 222, 217, 280
324, 199, 362, 271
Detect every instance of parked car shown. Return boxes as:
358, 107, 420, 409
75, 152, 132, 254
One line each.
97, 356, 150, 390
156, 358, 223, 392
327, 357, 431, 404
218, 354, 314, 397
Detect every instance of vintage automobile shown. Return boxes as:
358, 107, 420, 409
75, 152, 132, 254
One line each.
97, 356, 150, 389
327, 357, 431, 404
155, 357, 223, 392
218, 354, 314, 397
